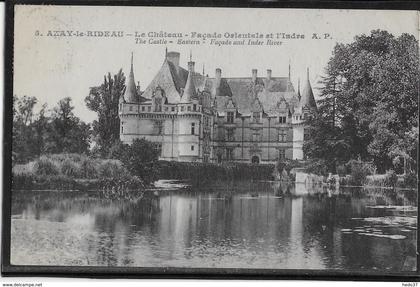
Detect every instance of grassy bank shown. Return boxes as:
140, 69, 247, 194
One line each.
12, 153, 144, 191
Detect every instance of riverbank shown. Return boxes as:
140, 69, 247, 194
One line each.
12, 154, 144, 191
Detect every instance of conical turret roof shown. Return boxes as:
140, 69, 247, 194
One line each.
180, 53, 197, 103
124, 53, 139, 103
300, 68, 316, 109
297, 78, 301, 101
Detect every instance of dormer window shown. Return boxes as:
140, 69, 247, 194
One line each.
279, 116, 286, 124
227, 112, 234, 123
253, 112, 260, 123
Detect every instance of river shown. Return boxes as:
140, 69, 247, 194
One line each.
10, 180, 417, 271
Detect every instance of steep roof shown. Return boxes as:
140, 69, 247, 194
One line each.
141, 58, 209, 104
300, 68, 317, 110
209, 77, 298, 116
137, 51, 304, 115
124, 53, 139, 103
180, 62, 198, 103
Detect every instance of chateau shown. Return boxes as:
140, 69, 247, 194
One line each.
118, 51, 317, 164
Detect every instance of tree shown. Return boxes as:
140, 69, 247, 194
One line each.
46, 97, 91, 154
109, 139, 161, 184
85, 69, 126, 156
304, 30, 419, 173
13, 95, 39, 162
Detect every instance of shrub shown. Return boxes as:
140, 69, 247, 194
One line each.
61, 159, 81, 177
80, 157, 98, 179
98, 160, 126, 178
402, 172, 418, 189
33, 156, 59, 176
347, 160, 374, 186
336, 164, 347, 177
383, 169, 398, 188
49, 153, 84, 163
304, 160, 328, 176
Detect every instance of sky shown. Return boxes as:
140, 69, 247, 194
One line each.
14, 6, 418, 123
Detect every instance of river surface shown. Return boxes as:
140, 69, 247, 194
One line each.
11, 181, 417, 271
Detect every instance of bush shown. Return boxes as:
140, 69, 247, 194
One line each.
49, 153, 84, 163
402, 172, 418, 189
98, 160, 126, 178
33, 156, 59, 176
336, 164, 347, 177
304, 160, 328, 176
383, 169, 398, 187
347, 159, 374, 186
61, 159, 81, 177
80, 157, 98, 179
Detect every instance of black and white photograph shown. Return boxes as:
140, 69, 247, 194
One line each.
2, 4, 419, 278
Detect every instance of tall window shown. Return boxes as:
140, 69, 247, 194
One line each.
193, 104, 197, 111
129, 106, 133, 112
191, 123, 196, 135
187, 106, 191, 111
279, 116, 286, 124
121, 122, 124, 134
253, 112, 260, 123
227, 129, 234, 141
279, 149, 286, 160
252, 132, 260, 142
226, 148, 234, 161
227, 111, 234, 123
279, 129, 287, 142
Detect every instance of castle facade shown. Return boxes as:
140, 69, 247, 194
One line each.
118, 51, 316, 164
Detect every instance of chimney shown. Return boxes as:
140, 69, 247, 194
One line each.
136, 81, 141, 94
252, 69, 258, 83
166, 51, 180, 71
215, 68, 222, 81
188, 61, 195, 73
266, 69, 272, 81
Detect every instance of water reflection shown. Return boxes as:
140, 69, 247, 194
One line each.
11, 181, 417, 270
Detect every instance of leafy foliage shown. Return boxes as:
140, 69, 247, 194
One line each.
304, 30, 419, 174
13, 96, 91, 163
86, 70, 126, 156
109, 139, 161, 184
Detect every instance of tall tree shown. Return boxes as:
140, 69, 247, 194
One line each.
85, 69, 126, 156
13, 95, 38, 162
304, 30, 419, 173
46, 97, 91, 154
